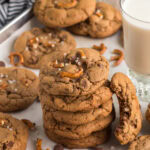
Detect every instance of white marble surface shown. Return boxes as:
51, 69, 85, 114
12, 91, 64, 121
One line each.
0, 1, 149, 150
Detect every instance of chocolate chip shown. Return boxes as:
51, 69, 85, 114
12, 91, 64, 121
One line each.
0, 61, 5, 67
7, 141, 14, 147
54, 144, 64, 150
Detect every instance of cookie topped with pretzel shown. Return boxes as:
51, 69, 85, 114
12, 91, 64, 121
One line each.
39, 48, 109, 96
68, 2, 122, 38
0, 67, 39, 112
13, 27, 76, 69
34, 0, 96, 28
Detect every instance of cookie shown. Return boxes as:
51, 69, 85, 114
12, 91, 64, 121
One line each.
128, 135, 150, 150
45, 127, 111, 148
43, 99, 113, 125
0, 112, 28, 150
43, 109, 115, 139
34, 0, 96, 28
145, 104, 150, 123
14, 28, 76, 69
39, 48, 109, 96
110, 72, 142, 145
40, 81, 113, 112
0, 67, 39, 112
68, 2, 122, 38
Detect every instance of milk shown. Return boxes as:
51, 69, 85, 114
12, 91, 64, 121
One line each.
122, 0, 150, 74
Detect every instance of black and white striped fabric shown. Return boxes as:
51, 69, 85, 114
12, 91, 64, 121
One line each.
0, 0, 34, 29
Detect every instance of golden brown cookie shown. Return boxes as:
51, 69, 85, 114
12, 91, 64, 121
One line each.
34, 0, 96, 28
14, 28, 76, 69
0, 112, 28, 150
111, 72, 142, 145
68, 2, 122, 38
0, 67, 39, 112
39, 48, 109, 96
40, 81, 113, 112
45, 127, 111, 148
128, 135, 150, 150
43, 109, 115, 139
50, 100, 113, 125
43, 99, 113, 125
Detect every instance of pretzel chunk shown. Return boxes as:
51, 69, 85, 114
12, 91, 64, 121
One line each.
60, 68, 83, 79
56, 0, 77, 9
9, 52, 24, 66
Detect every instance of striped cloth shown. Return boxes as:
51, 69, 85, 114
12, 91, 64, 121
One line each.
0, 0, 34, 29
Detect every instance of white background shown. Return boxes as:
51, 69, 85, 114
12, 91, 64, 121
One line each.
0, 0, 149, 149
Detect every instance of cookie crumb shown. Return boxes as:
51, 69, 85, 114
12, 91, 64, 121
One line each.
22, 119, 36, 130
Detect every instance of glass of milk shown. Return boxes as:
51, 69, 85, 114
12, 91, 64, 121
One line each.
121, 0, 150, 101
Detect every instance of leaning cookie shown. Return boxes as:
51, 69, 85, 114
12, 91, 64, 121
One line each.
39, 48, 109, 96
13, 28, 76, 69
0, 112, 28, 150
43, 109, 115, 139
0, 67, 39, 112
34, 0, 96, 28
68, 2, 122, 38
45, 127, 111, 148
44, 99, 113, 125
128, 135, 150, 150
111, 72, 142, 145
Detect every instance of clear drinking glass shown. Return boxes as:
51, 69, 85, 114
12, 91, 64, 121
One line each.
120, 0, 150, 101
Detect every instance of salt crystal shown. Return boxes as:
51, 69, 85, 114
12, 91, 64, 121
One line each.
33, 44, 38, 49
14, 89, 18, 92
25, 47, 29, 51
0, 74, 4, 78
82, 56, 86, 59
36, 37, 39, 42
78, 62, 81, 66
65, 63, 69, 66
8, 80, 16, 84
51, 44, 55, 48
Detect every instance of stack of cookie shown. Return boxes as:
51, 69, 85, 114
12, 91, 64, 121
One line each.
39, 48, 115, 148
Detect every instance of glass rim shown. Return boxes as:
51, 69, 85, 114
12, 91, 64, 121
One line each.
120, 0, 150, 24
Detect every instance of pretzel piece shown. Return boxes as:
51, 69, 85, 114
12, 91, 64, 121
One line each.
56, 0, 77, 9
60, 68, 83, 79
9, 52, 24, 66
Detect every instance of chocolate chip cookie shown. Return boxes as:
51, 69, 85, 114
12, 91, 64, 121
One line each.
39, 48, 109, 96
51, 99, 113, 125
68, 2, 122, 38
0, 67, 39, 112
43, 109, 115, 139
14, 28, 76, 69
0, 112, 28, 150
43, 99, 113, 125
34, 0, 96, 28
45, 127, 111, 148
40, 81, 113, 112
111, 72, 142, 145
128, 135, 150, 150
